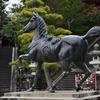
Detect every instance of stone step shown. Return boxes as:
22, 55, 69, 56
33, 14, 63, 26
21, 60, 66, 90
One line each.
1, 95, 100, 100
3, 91, 98, 98
0, 91, 100, 100
81, 94, 100, 100
1, 96, 79, 100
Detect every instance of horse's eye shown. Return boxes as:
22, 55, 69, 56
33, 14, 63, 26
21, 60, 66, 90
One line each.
30, 18, 36, 22
30, 19, 33, 22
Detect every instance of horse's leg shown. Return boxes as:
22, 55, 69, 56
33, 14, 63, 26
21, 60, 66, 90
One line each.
28, 62, 42, 91
49, 61, 72, 93
74, 61, 91, 91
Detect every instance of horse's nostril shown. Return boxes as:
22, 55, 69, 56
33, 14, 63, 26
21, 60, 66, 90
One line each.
23, 28, 26, 32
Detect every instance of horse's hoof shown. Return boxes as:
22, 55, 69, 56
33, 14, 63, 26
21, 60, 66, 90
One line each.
49, 89, 55, 93
27, 87, 34, 92
76, 86, 82, 92
49, 87, 55, 93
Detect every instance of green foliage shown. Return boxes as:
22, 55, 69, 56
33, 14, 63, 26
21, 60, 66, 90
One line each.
3, 22, 15, 35
47, 25, 72, 37
59, 0, 87, 34
44, 13, 63, 25
47, 25, 55, 35
19, 43, 29, 54
9, 59, 29, 69
57, 34, 64, 38
61, 0, 83, 19
44, 5, 50, 13
45, 13, 63, 20
54, 28, 72, 36
85, 9, 100, 27
25, 0, 44, 8
9, 59, 19, 69
0, 0, 9, 31
43, 0, 100, 35
18, 32, 33, 45
18, 32, 34, 53
31, 7, 47, 14
20, 9, 33, 17
43, 62, 61, 68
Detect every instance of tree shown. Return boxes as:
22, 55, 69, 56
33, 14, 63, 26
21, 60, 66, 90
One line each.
43, 0, 86, 34
2, 0, 24, 47
0, 0, 9, 33
43, 0, 100, 35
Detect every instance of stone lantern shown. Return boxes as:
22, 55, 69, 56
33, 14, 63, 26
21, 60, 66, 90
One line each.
89, 43, 100, 70
29, 62, 36, 68
89, 43, 100, 90
29, 62, 36, 75
24, 62, 36, 88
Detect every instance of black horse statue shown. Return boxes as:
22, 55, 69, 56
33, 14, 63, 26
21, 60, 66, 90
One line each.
19, 12, 100, 92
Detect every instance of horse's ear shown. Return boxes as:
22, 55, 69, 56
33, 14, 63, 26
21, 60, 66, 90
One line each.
33, 12, 39, 16
33, 12, 36, 16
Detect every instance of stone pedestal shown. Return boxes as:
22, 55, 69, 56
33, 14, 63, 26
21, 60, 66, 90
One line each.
0, 90, 100, 100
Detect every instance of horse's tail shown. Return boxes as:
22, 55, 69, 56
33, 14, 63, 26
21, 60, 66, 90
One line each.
82, 26, 100, 40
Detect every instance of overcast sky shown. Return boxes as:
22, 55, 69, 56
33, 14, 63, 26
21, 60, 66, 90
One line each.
9, 0, 19, 4
6, 0, 20, 11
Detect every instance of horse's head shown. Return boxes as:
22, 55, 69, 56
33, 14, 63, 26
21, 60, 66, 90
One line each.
23, 13, 38, 33
23, 12, 48, 39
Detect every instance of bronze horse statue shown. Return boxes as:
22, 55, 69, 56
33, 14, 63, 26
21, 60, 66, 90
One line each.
19, 13, 100, 92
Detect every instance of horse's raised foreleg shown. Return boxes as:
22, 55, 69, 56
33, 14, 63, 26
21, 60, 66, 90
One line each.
74, 61, 91, 91
49, 61, 72, 93
28, 62, 42, 91
19, 54, 31, 72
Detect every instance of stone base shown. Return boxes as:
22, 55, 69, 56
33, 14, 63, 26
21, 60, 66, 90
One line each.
0, 90, 100, 100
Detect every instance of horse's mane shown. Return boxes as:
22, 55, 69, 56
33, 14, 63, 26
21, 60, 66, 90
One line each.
36, 14, 48, 38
